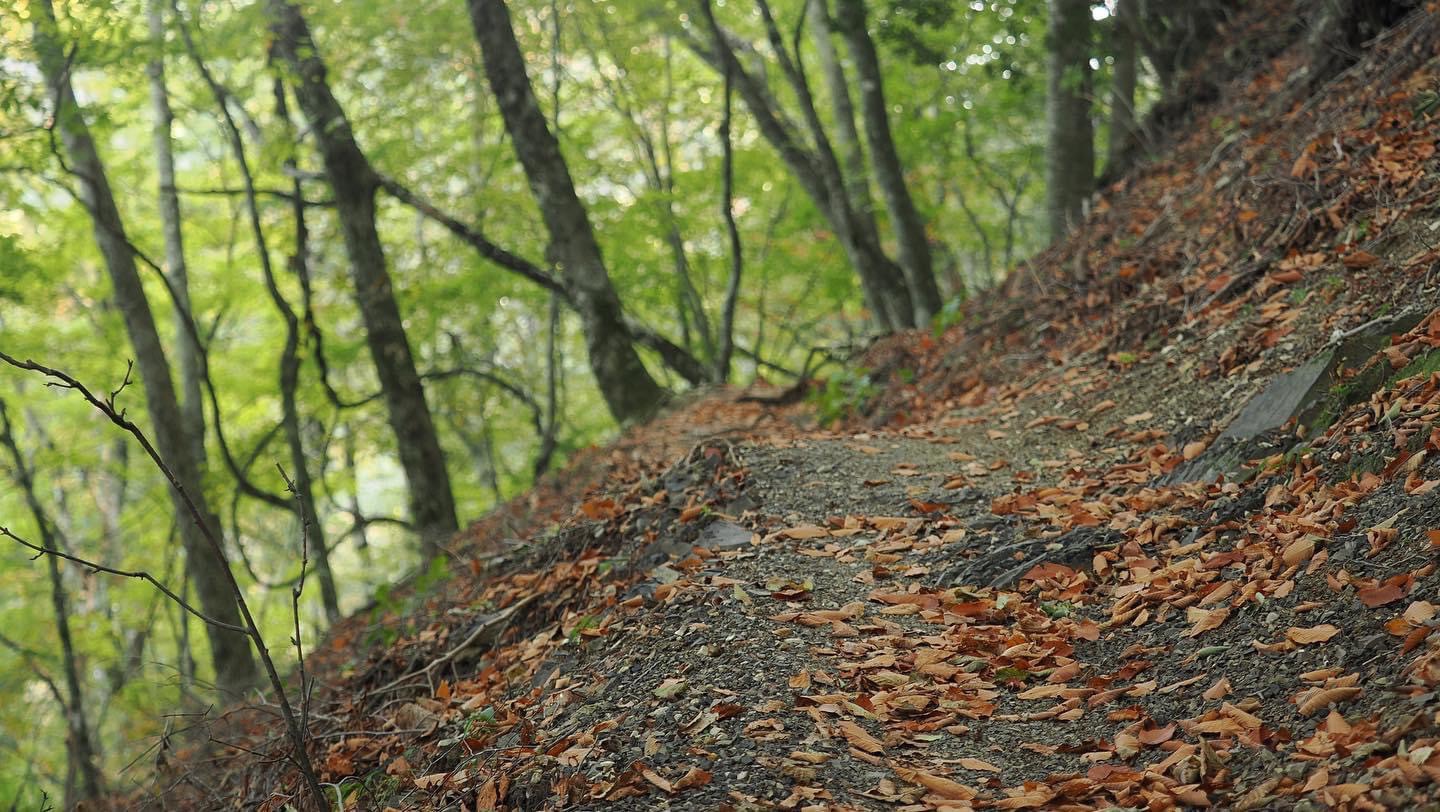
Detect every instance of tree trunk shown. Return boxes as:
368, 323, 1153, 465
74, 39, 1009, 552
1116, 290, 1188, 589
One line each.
1106, 0, 1139, 179
466, 0, 667, 425
806, 0, 875, 234
32, 0, 260, 696
266, 0, 459, 556
1045, 0, 1095, 240
176, 14, 342, 621
715, 56, 742, 382
145, 0, 207, 470
834, 0, 942, 324
692, 0, 913, 330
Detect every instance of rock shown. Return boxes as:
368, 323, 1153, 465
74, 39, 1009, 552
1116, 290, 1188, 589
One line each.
696, 520, 753, 551
1167, 310, 1425, 483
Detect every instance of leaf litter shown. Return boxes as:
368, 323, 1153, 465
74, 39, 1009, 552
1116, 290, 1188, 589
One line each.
157, 4, 1440, 811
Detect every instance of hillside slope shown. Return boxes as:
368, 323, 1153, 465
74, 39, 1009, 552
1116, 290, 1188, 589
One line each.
155, 4, 1440, 810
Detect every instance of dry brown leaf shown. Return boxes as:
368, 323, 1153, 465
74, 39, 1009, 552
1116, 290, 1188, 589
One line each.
1182, 607, 1230, 637
672, 766, 711, 791
1358, 584, 1405, 607
837, 720, 884, 754
1137, 723, 1176, 745
639, 764, 673, 793
1202, 677, 1231, 701
1286, 624, 1340, 645
1281, 536, 1317, 567
891, 766, 976, 800
1297, 686, 1362, 715
954, 757, 1000, 773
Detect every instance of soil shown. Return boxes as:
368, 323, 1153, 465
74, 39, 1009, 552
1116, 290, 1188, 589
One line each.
143, 3, 1440, 811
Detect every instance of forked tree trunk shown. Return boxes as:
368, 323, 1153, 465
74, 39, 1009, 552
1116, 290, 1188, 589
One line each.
467, 0, 667, 424
31, 0, 259, 696
694, 0, 913, 331
266, 0, 459, 556
834, 0, 942, 324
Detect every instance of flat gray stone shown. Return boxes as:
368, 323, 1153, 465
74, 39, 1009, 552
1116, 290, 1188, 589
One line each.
1219, 351, 1336, 443
1169, 309, 1425, 483
696, 521, 753, 551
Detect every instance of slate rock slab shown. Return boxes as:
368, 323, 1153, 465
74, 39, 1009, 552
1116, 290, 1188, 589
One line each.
1167, 309, 1425, 483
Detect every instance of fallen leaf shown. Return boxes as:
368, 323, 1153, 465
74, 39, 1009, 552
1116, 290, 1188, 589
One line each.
1358, 584, 1405, 607
1297, 686, 1362, 715
837, 720, 884, 754
1182, 607, 1230, 638
1286, 624, 1340, 645
954, 757, 1000, 772
672, 766, 711, 790
891, 766, 976, 800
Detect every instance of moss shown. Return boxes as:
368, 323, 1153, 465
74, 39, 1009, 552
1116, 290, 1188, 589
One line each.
1387, 347, 1440, 388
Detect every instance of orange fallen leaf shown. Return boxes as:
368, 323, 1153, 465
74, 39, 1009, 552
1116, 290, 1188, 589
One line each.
1297, 686, 1362, 715
837, 720, 884, 754
638, 763, 673, 793
1182, 606, 1230, 637
672, 766, 711, 791
1137, 723, 1176, 745
1358, 584, 1405, 607
1281, 536, 1317, 567
1342, 250, 1379, 268
891, 766, 976, 800
954, 757, 1000, 773
1286, 624, 1340, 645
1202, 677, 1232, 700
779, 525, 831, 540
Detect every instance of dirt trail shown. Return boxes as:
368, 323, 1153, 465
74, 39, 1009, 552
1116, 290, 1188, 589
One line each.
153, 5, 1440, 809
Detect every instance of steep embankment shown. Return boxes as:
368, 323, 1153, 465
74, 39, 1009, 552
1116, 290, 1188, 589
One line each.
162, 4, 1440, 810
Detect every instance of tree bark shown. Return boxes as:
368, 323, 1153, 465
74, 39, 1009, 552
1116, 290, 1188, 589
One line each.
715, 56, 742, 381
466, 0, 667, 425
1045, 0, 1095, 240
146, 0, 207, 471
833, 0, 941, 324
266, 0, 459, 556
31, 0, 260, 696
1106, 0, 1139, 178
806, 0, 876, 239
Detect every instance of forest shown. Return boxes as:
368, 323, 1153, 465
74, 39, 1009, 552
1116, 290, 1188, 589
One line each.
3, 0, 1439, 809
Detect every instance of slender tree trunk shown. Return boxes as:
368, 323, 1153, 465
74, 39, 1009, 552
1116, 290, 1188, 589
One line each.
715, 57, 742, 381
266, 0, 459, 556
31, 0, 260, 696
693, 0, 912, 331
833, 0, 941, 324
0, 403, 104, 808
1106, 0, 1139, 178
267, 75, 342, 621
145, 0, 206, 469
806, 0, 877, 243
1045, 0, 1094, 239
535, 291, 561, 478
466, 0, 667, 424
175, 11, 342, 621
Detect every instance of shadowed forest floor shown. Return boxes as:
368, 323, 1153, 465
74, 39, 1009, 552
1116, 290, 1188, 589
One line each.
146, 4, 1440, 810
